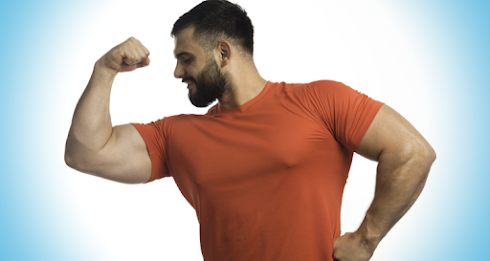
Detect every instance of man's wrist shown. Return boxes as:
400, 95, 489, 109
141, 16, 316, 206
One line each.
356, 215, 383, 252
86, 60, 118, 92
94, 59, 119, 79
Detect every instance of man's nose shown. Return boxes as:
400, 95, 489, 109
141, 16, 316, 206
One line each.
174, 62, 185, 79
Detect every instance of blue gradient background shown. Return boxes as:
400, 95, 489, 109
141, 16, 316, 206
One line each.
1, 0, 488, 260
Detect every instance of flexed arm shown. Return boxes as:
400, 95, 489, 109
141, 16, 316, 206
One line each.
333, 105, 436, 261
65, 37, 152, 184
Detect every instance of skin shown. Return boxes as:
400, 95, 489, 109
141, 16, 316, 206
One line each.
65, 27, 435, 260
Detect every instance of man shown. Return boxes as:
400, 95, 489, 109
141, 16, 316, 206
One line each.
65, 0, 435, 260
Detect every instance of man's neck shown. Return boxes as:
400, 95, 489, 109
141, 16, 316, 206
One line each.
218, 63, 267, 109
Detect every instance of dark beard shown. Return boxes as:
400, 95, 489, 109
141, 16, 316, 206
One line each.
186, 60, 228, 108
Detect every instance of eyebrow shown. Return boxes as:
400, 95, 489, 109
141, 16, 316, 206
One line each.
175, 51, 192, 60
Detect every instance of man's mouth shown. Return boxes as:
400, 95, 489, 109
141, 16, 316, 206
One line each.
183, 78, 195, 89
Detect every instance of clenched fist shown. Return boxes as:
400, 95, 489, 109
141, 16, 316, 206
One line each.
98, 37, 150, 73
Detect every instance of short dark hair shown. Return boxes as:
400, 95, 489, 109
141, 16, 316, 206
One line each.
171, 0, 254, 56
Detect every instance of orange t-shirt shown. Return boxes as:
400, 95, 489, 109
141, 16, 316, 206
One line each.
132, 80, 383, 261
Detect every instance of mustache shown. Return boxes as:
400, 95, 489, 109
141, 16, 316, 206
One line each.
182, 77, 196, 83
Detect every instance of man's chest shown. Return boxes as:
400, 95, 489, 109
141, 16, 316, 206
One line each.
167, 109, 343, 188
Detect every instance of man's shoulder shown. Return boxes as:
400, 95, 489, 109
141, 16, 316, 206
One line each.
141, 112, 207, 127
273, 80, 350, 97
308, 79, 347, 87
274, 79, 347, 89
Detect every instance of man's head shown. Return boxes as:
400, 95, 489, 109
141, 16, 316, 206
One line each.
171, 0, 254, 107
171, 0, 254, 57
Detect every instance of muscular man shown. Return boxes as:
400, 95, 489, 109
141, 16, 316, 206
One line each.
65, 1, 435, 260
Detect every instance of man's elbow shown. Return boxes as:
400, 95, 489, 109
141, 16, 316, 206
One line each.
64, 136, 93, 172
65, 136, 77, 169
393, 136, 436, 176
64, 149, 81, 171
426, 145, 436, 165
418, 140, 436, 166
409, 138, 436, 176
64, 144, 90, 172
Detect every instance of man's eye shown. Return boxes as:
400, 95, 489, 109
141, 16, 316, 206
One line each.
184, 58, 192, 64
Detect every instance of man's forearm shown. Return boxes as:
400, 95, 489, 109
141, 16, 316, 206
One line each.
65, 61, 117, 165
357, 146, 436, 250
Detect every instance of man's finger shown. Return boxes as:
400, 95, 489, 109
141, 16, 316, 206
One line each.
137, 57, 150, 68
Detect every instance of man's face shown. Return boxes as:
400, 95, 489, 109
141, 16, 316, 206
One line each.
187, 58, 228, 107
174, 27, 229, 107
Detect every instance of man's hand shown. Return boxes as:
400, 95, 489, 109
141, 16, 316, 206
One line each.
333, 232, 376, 261
98, 37, 150, 73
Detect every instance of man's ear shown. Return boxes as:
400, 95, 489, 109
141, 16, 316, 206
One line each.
217, 40, 232, 67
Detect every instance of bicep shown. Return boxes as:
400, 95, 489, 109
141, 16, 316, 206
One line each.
356, 105, 434, 162
91, 123, 152, 183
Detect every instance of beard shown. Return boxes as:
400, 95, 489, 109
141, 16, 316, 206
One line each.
184, 59, 229, 108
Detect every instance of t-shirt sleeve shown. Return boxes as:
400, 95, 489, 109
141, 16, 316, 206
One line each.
131, 118, 172, 182
307, 80, 384, 151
